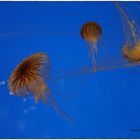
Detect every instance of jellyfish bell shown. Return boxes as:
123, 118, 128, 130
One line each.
8, 52, 73, 122
81, 21, 102, 51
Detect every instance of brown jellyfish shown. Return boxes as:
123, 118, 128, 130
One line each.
8, 52, 73, 122
81, 21, 102, 49
115, 2, 140, 63
122, 41, 140, 62
8, 52, 50, 102
81, 21, 102, 71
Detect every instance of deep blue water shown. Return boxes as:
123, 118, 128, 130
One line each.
0, 1, 140, 138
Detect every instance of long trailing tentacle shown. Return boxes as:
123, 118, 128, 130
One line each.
45, 88, 74, 123
88, 42, 96, 72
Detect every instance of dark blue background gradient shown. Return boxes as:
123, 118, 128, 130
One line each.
0, 1, 140, 138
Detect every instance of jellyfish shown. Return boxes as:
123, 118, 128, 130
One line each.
8, 52, 73, 122
122, 41, 140, 62
8, 52, 50, 102
115, 2, 140, 63
81, 21, 102, 71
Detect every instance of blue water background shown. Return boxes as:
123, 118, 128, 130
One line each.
0, 1, 140, 138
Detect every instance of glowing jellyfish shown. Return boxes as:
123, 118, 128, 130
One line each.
116, 2, 140, 63
8, 52, 73, 122
81, 21, 102, 71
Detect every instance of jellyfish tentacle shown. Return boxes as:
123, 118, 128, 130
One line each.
40, 91, 47, 104
92, 38, 98, 54
45, 88, 74, 123
88, 42, 96, 72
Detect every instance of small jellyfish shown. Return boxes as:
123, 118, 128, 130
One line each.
81, 21, 102, 71
8, 52, 73, 122
115, 2, 140, 64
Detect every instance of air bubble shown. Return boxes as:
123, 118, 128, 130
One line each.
23, 109, 28, 114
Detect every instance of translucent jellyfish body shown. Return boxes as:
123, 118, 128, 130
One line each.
81, 21, 102, 71
8, 52, 73, 122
